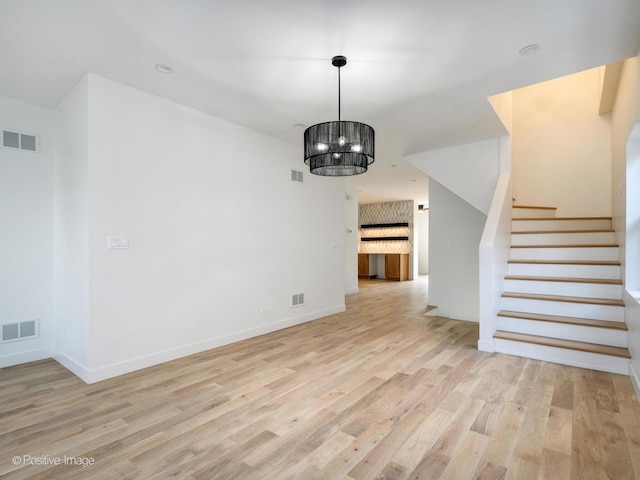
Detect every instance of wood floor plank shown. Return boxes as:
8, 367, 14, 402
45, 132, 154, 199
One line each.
473, 460, 508, 480
393, 408, 454, 471
539, 448, 570, 480
572, 368, 607, 480
506, 456, 540, 480
542, 406, 573, 455
0, 277, 639, 479
510, 375, 554, 465
481, 402, 526, 468
597, 409, 635, 480
407, 450, 450, 480
551, 377, 575, 410
438, 430, 490, 480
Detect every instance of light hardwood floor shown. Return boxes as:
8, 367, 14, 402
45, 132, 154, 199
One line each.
2, 277, 640, 479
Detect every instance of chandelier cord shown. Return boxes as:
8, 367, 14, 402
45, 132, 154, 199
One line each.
337, 64, 341, 122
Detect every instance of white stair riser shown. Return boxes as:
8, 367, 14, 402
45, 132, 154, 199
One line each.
494, 339, 629, 375
501, 297, 624, 321
507, 263, 621, 279
511, 231, 615, 246
512, 208, 557, 218
496, 317, 627, 347
512, 219, 612, 232
510, 246, 619, 261
504, 279, 622, 299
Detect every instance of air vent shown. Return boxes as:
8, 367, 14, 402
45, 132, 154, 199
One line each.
1, 129, 39, 153
291, 293, 305, 307
1, 319, 39, 343
291, 170, 304, 183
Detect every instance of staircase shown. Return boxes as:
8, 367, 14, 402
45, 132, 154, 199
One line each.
493, 205, 630, 374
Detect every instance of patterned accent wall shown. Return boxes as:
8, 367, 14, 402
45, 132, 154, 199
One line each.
359, 200, 413, 253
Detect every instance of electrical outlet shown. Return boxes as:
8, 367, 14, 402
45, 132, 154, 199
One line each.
260, 307, 270, 315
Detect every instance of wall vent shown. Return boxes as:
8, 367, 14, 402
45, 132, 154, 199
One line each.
1, 319, 39, 343
291, 293, 305, 307
1, 129, 40, 153
291, 169, 304, 183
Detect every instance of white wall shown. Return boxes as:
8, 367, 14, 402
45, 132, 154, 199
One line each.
406, 138, 500, 215
626, 131, 640, 291
610, 56, 640, 394
428, 178, 487, 322
406, 138, 500, 321
512, 67, 612, 217
345, 185, 359, 295
52, 77, 91, 372
416, 208, 429, 275
0, 97, 54, 367
53, 74, 347, 382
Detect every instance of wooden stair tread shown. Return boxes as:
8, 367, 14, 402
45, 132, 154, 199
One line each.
511, 229, 614, 234
512, 205, 557, 210
497, 310, 628, 330
502, 291, 624, 306
493, 331, 631, 358
511, 243, 618, 248
508, 259, 620, 266
512, 216, 612, 221
504, 275, 622, 285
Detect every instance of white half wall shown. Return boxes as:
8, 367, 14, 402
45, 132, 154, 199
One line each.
478, 173, 512, 352
0, 96, 54, 367
625, 292, 640, 397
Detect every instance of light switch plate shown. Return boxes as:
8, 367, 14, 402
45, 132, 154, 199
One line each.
107, 236, 129, 249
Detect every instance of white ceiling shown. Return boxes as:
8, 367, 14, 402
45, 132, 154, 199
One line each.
2, 0, 640, 205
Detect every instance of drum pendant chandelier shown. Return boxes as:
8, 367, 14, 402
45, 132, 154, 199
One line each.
304, 56, 375, 176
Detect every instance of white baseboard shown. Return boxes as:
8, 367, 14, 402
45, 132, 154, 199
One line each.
495, 339, 629, 375
477, 339, 495, 352
0, 348, 52, 368
52, 350, 91, 382
55, 304, 346, 384
345, 287, 359, 295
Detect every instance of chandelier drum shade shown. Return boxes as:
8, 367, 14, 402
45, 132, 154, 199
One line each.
304, 56, 375, 176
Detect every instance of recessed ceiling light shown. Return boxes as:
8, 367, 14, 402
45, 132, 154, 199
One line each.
519, 44, 540, 56
155, 64, 173, 74
293, 123, 306, 129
